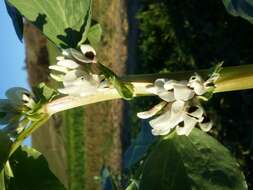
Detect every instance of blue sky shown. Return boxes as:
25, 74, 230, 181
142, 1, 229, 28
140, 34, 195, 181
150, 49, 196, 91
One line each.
0, 1, 31, 146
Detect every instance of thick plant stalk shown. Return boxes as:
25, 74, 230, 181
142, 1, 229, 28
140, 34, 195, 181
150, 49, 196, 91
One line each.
45, 64, 253, 115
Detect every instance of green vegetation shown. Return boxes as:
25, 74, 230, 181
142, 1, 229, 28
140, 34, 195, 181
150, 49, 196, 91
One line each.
133, 0, 253, 188
64, 108, 85, 190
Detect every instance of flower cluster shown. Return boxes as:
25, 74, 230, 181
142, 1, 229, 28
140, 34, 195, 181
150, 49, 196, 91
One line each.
49, 45, 108, 97
137, 73, 219, 136
0, 87, 36, 134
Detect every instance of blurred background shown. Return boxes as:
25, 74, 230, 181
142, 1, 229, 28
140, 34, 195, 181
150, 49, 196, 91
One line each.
1, 0, 253, 190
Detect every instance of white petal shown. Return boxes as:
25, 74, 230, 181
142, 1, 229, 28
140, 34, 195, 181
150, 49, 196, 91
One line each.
56, 56, 65, 61
149, 110, 171, 129
186, 105, 204, 119
137, 101, 167, 119
50, 73, 64, 82
173, 83, 194, 101
58, 86, 80, 96
164, 80, 177, 90
158, 90, 175, 102
149, 101, 185, 131
80, 44, 96, 55
154, 79, 166, 88
199, 121, 213, 132
176, 114, 198, 136
69, 48, 88, 62
146, 86, 158, 94
188, 74, 203, 83
63, 70, 87, 87
171, 100, 185, 113
151, 126, 171, 136
188, 81, 206, 95
57, 59, 79, 69
49, 65, 69, 73
62, 49, 71, 57
199, 116, 213, 132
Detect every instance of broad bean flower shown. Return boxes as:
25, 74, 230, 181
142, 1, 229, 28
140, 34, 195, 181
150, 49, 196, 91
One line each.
49, 44, 108, 97
137, 73, 218, 136
0, 87, 35, 134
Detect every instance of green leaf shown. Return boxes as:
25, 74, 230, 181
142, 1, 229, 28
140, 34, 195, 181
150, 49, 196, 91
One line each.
33, 83, 58, 103
8, 146, 66, 190
124, 122, 156, 169
125, 181, 139, 190
8, 0, 92, 48
4, 0, 23, 41
112, 79, 134, 100
140, 129, 248, 190
0, 170, 5, 190
223, 0, 253, 24
87, 23, 103, 47
0, 132, 12, 171
98, 63, 134, 100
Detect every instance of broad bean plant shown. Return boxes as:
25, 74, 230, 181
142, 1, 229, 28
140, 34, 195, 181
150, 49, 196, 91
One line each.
1, 0, 253, 189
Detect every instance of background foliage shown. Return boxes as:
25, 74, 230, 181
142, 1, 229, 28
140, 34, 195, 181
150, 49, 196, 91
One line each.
130, 0, 253, 188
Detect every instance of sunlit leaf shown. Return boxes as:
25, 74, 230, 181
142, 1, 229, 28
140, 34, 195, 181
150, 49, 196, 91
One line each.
33, 83, 58, 103
8, 0, 92, 48
140, 129, 248, 190
87, 23, 102, 46
98, 63, 134, 100
0, 170, 5, 190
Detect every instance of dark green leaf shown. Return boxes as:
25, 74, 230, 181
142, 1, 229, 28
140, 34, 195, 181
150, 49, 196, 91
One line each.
87, 23, 103, 46
124, 122, 156, 169
4, 0, 23, 41
223, 0, 253, 24
8, 146, 66, 190
8, 0, 92, 48
0, 132, 12, 171
140, 129, 248, 190
33, 83, 58, 103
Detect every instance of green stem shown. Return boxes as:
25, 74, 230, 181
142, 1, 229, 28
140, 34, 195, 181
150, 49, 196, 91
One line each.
9, 116, 49, 157
45, 64, 253, 115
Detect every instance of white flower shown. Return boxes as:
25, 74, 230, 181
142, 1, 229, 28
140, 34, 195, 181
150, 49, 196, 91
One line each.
49, 45, 108, 97
187, 73, 220, 95
58, 70, 106, 97
5, 87, 35, 109
0, 88, 36, 134
62, 44, 97, 63
141, 100, 209, 136
146, 79, 194, 102
137, 72, 217, 136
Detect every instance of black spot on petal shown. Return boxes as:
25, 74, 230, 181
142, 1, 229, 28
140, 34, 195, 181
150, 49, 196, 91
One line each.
85, 51, 95, 60
205, 82, 214, 87
178, 121, 184, 127
187, 106, 198, 113
201, 115, 211, 124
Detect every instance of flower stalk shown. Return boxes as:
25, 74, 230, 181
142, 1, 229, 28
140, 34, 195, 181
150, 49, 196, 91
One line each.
45, 64, 253, 115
